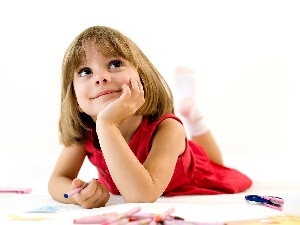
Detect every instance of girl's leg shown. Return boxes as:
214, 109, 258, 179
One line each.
173, 66, 224, 165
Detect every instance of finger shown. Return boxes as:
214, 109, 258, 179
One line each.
133, 77, 145, 105
92, 184, 110, 207
129, 77, 143, 100
78, 178, 97, 198
130, 76, 139, 91
76, 179, 98, 208
120, 83, 131, 101
80, 182, 109, 208
71, 178, 85, 189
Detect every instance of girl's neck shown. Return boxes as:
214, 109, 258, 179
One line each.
118, 115, 143, 143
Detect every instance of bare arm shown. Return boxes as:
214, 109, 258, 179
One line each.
48, 144, 109, 208
95, 76, 185, 202
48, 144, 86, 204
97, 118, 186, 203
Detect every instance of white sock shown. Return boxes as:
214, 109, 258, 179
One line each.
172, 66, 196, 102
172, 66, 209, 136
177, 98, 209, 136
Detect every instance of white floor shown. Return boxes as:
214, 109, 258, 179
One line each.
0, 152, 299, 224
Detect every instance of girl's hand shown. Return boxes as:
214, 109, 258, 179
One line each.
71, 178, 110, 209
96, 77, 145, 126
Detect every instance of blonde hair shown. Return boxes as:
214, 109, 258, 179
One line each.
59, 26, 174, 146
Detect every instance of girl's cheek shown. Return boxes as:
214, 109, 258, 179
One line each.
116, 74, 131, 85
128, 71, 140, 83
116, 69, 139, 85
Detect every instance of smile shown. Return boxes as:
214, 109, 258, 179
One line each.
91, 90, 121, 99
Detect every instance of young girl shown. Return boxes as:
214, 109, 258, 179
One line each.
48, 26, 252, 209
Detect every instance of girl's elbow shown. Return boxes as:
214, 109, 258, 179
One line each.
123, 194, 159, 203
47, 180, 56, 198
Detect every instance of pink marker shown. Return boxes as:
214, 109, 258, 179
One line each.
74, 207, 142, 224
0, 187, 32, 194
103, 207, 142, 225
64, 182, 90, 198
125, 218, 153, 225
74, 213, 118, 224
164, 221, 225, 225
158, 207, 175, 221
121, 206, 142, 218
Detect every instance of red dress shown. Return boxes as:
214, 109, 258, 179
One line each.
84, 113, 252, 196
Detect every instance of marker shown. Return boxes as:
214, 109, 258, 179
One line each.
73, 207, 142, 224
157, 207, 175, 221
0, 187, 32, 194
73, 213, 117, 224
125, 218, 152, 225
164, 221, 225, 225
129, 212, 184, 222
64, 182, 90, 198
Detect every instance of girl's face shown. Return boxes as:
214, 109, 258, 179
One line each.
73, 41, 140, 121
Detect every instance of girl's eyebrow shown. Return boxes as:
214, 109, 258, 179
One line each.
76, 60, 88, 68
74, 65, 87, 74
77, 63, 86, 67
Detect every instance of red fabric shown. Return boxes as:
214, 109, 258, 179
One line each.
84, 113, 252, 196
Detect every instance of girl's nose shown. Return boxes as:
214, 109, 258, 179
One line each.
95, 78, 107, 85
94, 71, 110, 85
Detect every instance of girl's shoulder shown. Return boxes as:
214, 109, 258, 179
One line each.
135, 113, 184, 140
144, 113, 183, 126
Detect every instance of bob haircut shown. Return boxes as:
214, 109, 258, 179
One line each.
59, 26, 174, 146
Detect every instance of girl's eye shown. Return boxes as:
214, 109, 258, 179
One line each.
108, 60, 123, 69
78, 68, 92, 77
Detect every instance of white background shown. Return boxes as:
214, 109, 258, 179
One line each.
0, 0, 299, 155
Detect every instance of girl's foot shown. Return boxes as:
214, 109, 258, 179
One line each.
173, 66, 208, 136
